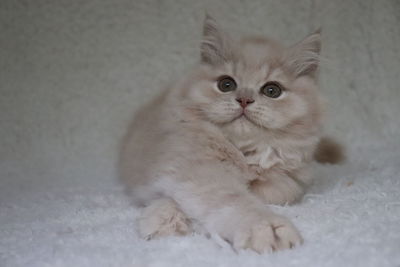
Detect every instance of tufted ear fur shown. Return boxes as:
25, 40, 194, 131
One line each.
200, 14, 234, 66
285, 30, 322, 77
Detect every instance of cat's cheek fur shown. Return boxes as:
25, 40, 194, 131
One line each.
204, 101, 242, 124
246, 93, 309, 129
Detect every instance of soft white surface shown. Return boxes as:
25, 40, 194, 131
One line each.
1, 1, 400, 266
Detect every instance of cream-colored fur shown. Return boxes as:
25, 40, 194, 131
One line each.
137, 198, 192, 239
120, 15, 325, 253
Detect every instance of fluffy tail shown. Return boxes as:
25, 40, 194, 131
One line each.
314, 137, 345, 164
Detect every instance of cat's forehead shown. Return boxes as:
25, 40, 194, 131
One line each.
238, 36, 284, 66
226, 37, 286, 84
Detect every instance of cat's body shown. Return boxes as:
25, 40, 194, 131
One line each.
120, 16, 336, 253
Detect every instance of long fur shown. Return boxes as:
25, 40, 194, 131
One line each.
119, 16, 339, 253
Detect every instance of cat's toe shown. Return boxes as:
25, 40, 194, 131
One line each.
271, 216, 303, 250
137, 198, 192, 239
232, 216, 302, 253
233, 220, 276, 253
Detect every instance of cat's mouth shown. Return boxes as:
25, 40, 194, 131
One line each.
232, 110, 254, 123
229, 109, 265, 128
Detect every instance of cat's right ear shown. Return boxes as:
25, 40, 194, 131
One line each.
200, 14, 233, 66
285, 30, 322, 77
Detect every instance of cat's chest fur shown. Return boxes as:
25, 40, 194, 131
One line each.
221, 118, 310, 171
225, 133, 273, 167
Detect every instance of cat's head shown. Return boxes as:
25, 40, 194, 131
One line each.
182, 15, 322, 134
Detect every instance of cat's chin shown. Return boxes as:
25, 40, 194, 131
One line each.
230, 113, 257, 126
240, 111, 278, 130
227, 113, 251, 125
219, 114, 262, 143
235, 113, 261, 128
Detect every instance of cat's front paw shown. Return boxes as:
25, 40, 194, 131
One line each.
233, 215, 303, 253
137, 198, 192, 240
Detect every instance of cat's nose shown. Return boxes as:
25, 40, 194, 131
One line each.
236, 97, 255, 108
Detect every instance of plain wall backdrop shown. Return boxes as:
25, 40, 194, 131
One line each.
1, 0, 399, 196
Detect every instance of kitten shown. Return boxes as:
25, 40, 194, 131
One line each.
120, 15, 338, 253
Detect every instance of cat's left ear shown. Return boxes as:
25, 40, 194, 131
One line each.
200, 14, 233, 66
285, 29, 321, 77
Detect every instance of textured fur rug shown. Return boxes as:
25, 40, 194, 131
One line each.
1, 142, 400, 266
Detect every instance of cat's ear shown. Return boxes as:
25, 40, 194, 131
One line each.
285, 29, 321, 77
200, 14, 233, 65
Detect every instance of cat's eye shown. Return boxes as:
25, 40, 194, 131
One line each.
260, 82, 283, 98
217, 76, 237, 92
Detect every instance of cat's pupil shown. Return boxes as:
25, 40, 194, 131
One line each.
266, 87, 277, 96
217, 76, 237, 92
261, 83, 282, 98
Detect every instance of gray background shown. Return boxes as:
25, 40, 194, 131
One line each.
1, 0, 399, 195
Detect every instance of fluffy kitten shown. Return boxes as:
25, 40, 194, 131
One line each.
120, 15, 333, 253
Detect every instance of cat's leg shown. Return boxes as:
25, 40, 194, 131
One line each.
249, 167, 310, 205
158, 163, 303, 253
137, 197, 192, 240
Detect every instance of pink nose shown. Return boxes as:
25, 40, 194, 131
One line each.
236, 97, 255, 108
